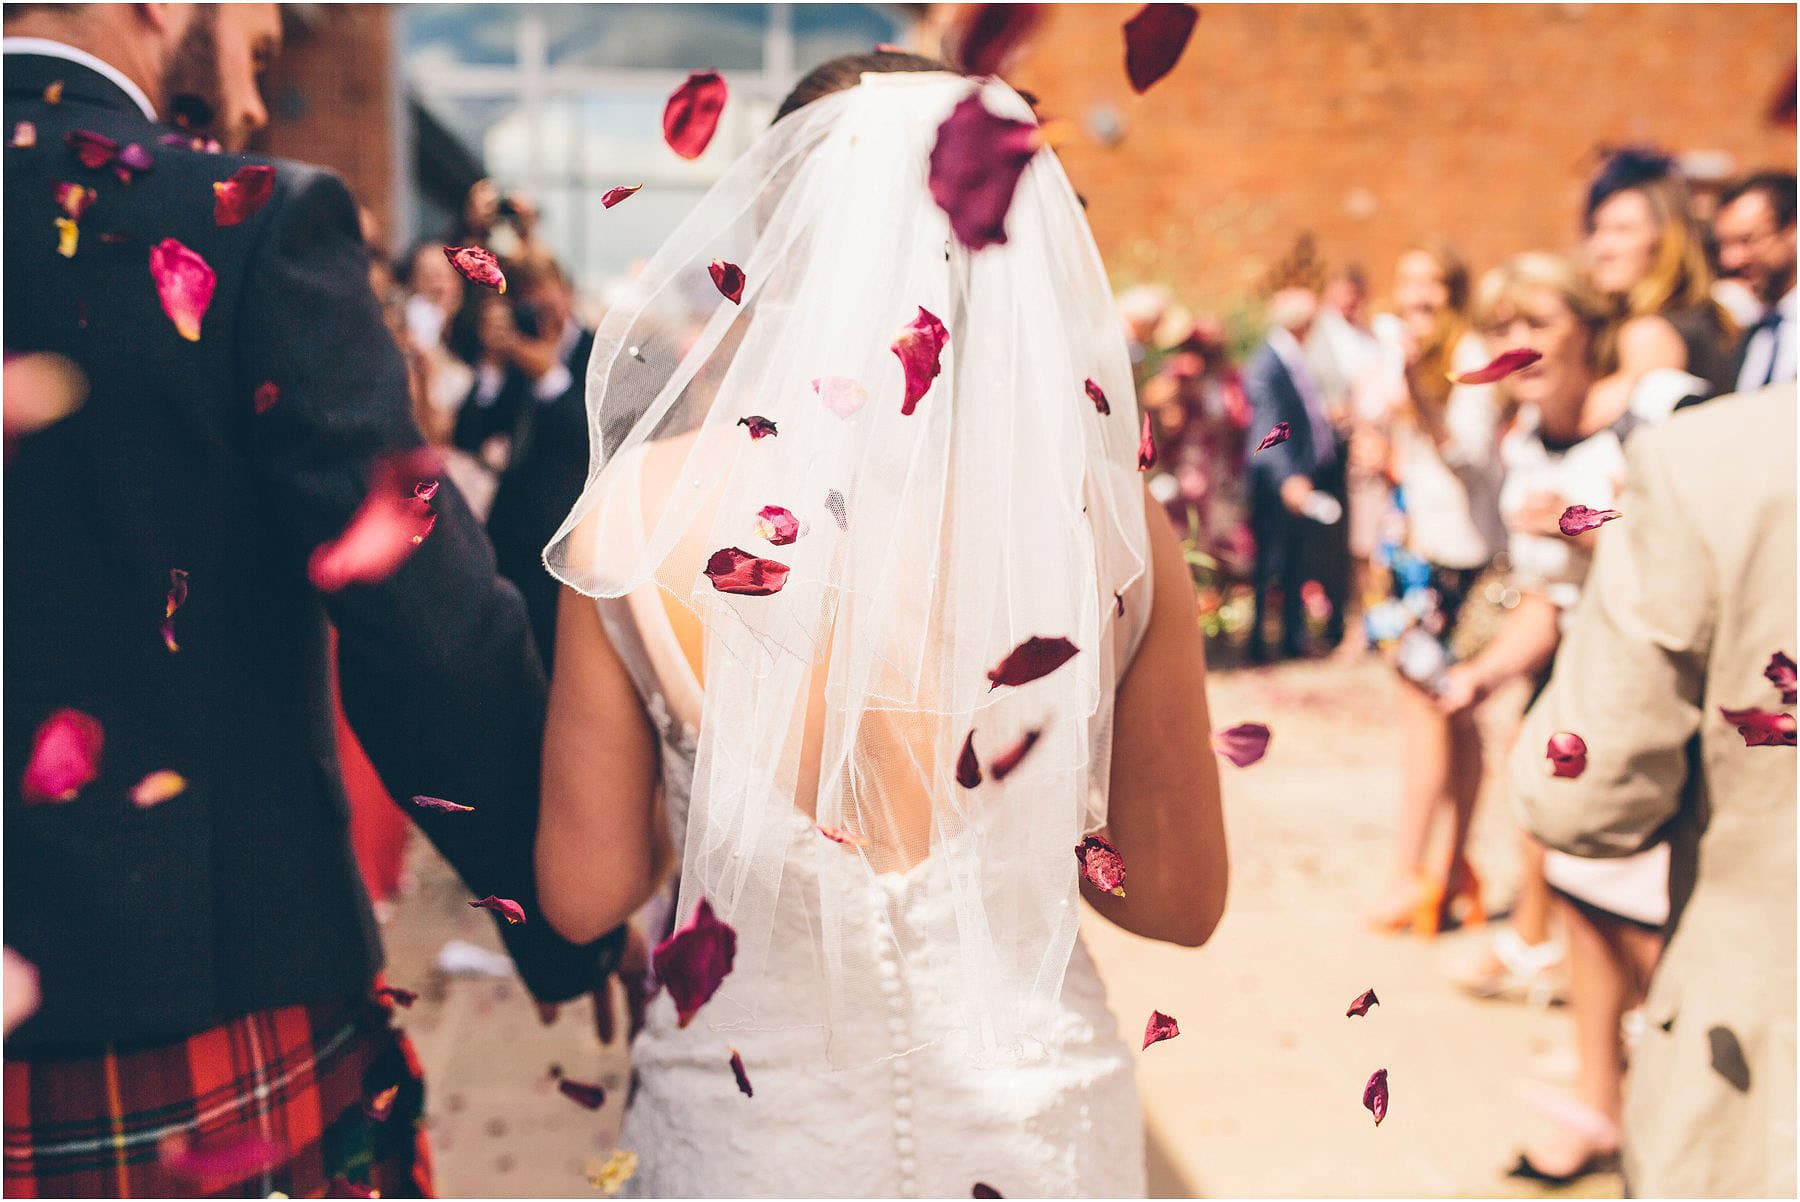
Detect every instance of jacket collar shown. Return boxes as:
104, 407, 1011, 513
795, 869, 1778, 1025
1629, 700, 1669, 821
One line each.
3, 41, 158, 121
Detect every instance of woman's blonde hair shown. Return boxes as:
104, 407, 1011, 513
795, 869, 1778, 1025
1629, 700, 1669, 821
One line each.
1473, 251, 1610, 373
1593, 175, 1717, 320
1395, 241, 1471, 415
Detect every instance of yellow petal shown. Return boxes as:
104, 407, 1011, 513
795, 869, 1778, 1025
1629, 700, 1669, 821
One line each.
55, 217, 78, 258
130, 770, 188, 808
585, 1149, 638, 1195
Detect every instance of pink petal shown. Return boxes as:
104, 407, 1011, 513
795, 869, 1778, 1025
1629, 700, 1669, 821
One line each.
414, 479, 440, 502
149, 238, 216, 341
158, 1133, 286, 1189
824, 488, 848, 531
443, 244, 507, 293
989, 729, 1042, 781
54, 181, 96, 220
956, 729, 983, 788
928, 90, 1039, 251
959, 4, 1044, 74
703, 547, 790, 596
892, 307, 949, 415
813, 375, 869, 419
64, 128, 117, 169
1765, 651, 1796, 704
1545, 732, 1588, 778
1450, 347, 1541, 385
752, 505, 803, 546
4, 949, 41, 1037
363, 1084, 400, 1121
1257, 422, 1291, 452
1211, 722, 1271, 767
374, 985, 418, 1008
1557, 505, 1622, 536
1142, 1009, 1180, 1049
1719, 706, 1798, 748
1123, 4, 1200, 94
737, 415, 779, 439
11, 121, 36, 148
1345, 988, 1379, 1018
816, 825, 869, 847
652, 897, 738, 1028
468, 895, 527, 924
557, 1078, 607, 1110
130, 770, 188, 808
21, 708, 103, 804
212, 164, 275, 226
161, 567, 190, 653
600, 183, 642, 209
1138, 411, 1157, 470
729, 1048, 753, 1097
1363, 1068, 1389, 1126
307, 448, 443, 592
254, 379, 280, 414
1075, 834, 1127, 897
411, 794, 475, 813
663, 71, 728, 160
987, 635, 1079, 689
1084, 377, 1111, 415
116, 142, 153, 174
708, 259, 745, 304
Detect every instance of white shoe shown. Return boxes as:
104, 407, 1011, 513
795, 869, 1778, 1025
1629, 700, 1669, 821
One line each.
1453, 928, 1566, 1007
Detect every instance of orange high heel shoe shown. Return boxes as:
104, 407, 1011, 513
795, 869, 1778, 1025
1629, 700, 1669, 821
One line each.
1363, 871, 1433, 934
1414, 859, 1486, 937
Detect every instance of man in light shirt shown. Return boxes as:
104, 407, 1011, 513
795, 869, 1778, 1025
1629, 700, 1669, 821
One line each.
1715, 172, 1796, 392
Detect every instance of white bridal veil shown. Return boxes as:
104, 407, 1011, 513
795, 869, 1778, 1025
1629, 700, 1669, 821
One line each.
545, 70, 1150, 1067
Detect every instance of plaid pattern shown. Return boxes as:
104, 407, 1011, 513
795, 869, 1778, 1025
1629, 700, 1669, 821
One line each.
5, 995, 433, 1198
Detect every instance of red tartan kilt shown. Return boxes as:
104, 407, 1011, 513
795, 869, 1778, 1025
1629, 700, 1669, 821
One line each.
5, 996, 433, 1199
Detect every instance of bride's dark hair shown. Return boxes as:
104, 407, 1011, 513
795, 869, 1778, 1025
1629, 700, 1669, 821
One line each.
774, 49, 951, 123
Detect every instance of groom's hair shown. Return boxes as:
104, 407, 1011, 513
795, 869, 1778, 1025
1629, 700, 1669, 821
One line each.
774, 49, 951, 123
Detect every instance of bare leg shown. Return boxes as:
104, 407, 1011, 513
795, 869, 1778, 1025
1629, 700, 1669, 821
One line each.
1366, 678, 1446, 928
1443, 707, 1484, 875
1513, 832, 1553, 946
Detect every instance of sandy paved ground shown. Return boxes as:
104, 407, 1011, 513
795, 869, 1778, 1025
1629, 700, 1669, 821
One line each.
382, 654, 1619, 1198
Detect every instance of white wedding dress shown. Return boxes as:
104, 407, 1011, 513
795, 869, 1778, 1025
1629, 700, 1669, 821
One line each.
594, 452, 1151, 1200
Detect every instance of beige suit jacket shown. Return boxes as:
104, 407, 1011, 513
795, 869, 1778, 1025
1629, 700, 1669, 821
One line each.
1511, 383, 1796, 1198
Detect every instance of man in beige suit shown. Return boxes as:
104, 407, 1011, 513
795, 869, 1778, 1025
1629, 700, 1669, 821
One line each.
1511, 382, 1796, 1196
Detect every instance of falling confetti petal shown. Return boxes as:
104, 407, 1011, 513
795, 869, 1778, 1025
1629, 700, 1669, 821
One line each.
43, 80, 63, 104
737, 415, 778, 439
161, 567, 190, 653
989, 729, 1042, 781
956, 729, 983, 788
213, 164, 275, 226
708, 259, 745, 304
1123, 4, 1200, 93
1076, 834, 1126, 897
1142, 1010, 1180, 1049
1363, 1068, 1389, 1126
149, 238, 216, 341
1138, 411, 1157, 470
1346, 989, 1379, 1018
1211, 722, 1271, 767
729, 1049, 753, 1097
307, 448, 442, 591
959, 3, 1043, 74
54, 217, 78, 258
663, 71, 728, 160
813, 375, 869, 419
557, 1078, 607, 1110
21, 708, 103, 804
892, 307, 950, 415
751, 505, 803, 546
55, 181, 96, 220
1764, 652, 1796, 704
374, 986, 418, 1008
1557, 505, 1622, 536
65, 129, 117, 169
363, 1084, 400, 1122
600, 183, 642, 209
1257, 422, 1291, 452
130, 770, 188, 808
158, 1133, 286, 1189
1719, 707, 1797, 748
817, 825, 869, 847
1545, 732, 1588, 778
254, 380, 280, 414
411, 794, 475, 813
1450, 347, 1541, 385
11, 120, 36, 148
703, 547, 789, 596
468, 896, 527, 924
987, 635, 1079, 689
651, 897, 737, 1028
443, 244, 506, 293
928, 90, 1040, 251
1084, 377, 1111, 415
587, 1149, 638, 1195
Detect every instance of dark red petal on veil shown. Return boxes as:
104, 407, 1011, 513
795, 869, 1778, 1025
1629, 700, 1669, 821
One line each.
1084, 377, 1111, 415
652, 897, 738, 1028
1211, 722, 1270, 767
989, 729, 1042, 781
958, 4, 1044, 75
411, 794, 475, 813
557, 1078, 607, 1110
703, 547, 790, 596
1719, 706, 1798, 748
928, 91, 1040, 251
1764, 651, 1796, 704
1346, 989, 1379, 1018
1450, 346, 1541, 385
161, 567, 190, 653
1256, 422, 1291, 452
729, 1048, 754, 1097
443, 244, 507, 293
1123, 4, 1200, 94
468, 895, 527, 924
1545, 732, 1588, 778
708, 259, 745, 304
212, 164, 275, 226
1138, 411, 1157, 470
149, 238, 216, 341
664, 71, 728, 160
21, 708, 103, 804
892, 307, 949, 415
1363, 1069, 1389, 1126
1076, 835, 1126, 897
600, 183, 642, 209
1557, 505, 1621, 536
986, 635, 1079, 689
307, 448, 443, 592
737, 415, 779, 439
956, 729, 983, 788
817, 825, 870, 847
1142, 1010, 1180, 1049
1113, 590, 1126, 617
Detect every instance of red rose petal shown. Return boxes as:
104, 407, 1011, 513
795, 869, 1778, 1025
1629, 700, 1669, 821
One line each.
1075, 834, 1126, 897
1142, 1009, 1180, 1049
651, 897, 737, 1028
468, 895, 527, 924
1257, 421, 1291, 452
737, 415, 778, 439
663, 70, 728, 160
1123, 4, 1200, 94
956, 729, 983, 788
1363, 1068, 1389, 1126
130, 770, 187, 808
1138, 411, 1157, 470
729, 1048, 753, 1097
557, 1078, 607, 1110
253, 379, 280, 414
213, 164, 275, 226
65, 128, 118, 169
1719, 706, 1798, 748
892, 307, 949, 416
54, 181, 96, 220
22, 708, 103, 804
708, 259, 745, 304
703, 547, 790, 596
600, 183, 642, 209
158, 1133, 286, 1189
307, 448, 443, 592
160, 567, 190, 653
928, 90, 1040, 251
411, 794, 475, 813
364, 1084, 400, 1121
751, 505, 802, 546
959, 4, 1043, 75
1557, 505, 1622, 536
973, 1187, 1003, 1199
816, 825, 869, 847
1765, 651, 1796, 704
149, 238, 216, 341
1113, 590, 1126, 618
374, 985, 418, 1008
986, 635, 1079, 689
443, 244, 507, 293
1450, 346, 1542, 386
989, 729, 1042, 782
1211, 721, 1271, 768
1346, 988, 1379, 1018
414, 479, 440, 503
11, 121, 36, 148
1545, 732, 1588, 778
813, 375, 869, 419
1084, 377, 1111, 415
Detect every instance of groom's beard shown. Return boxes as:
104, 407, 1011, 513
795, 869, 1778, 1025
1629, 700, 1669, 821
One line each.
160, 8, 230, 149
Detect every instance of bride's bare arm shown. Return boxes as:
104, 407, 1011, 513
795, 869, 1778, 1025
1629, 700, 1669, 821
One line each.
1081, 493, 1228, 946
536, 586, 666, 945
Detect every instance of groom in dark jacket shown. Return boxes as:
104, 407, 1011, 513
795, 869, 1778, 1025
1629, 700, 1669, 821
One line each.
3, 6, 619, 1195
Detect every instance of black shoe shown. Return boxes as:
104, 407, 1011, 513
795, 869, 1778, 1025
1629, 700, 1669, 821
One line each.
1505, 1150, 1619, 1186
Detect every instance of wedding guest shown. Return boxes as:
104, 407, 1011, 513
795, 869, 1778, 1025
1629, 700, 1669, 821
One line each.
1140, 319, 1253, 574
2, 7, 620, 1195
1118, 283, 1173, 387
1714, 171, 1796, 391
1306, 264, 1378, 650
1361, 243, 1508, 937
1511, 382, 1796, 1195
448, 291, 561, 472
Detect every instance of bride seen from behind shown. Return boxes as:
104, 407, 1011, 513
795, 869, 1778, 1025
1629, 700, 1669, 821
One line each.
535, 52, 1227, 1198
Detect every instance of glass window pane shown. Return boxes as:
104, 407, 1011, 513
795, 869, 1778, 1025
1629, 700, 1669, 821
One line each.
404, 4, 521, 70
417, 92, 522, 160
543, 4, 768, 71
792, 4, 904, 75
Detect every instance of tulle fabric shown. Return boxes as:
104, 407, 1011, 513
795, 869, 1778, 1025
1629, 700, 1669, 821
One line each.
545, 71, 1148, 1068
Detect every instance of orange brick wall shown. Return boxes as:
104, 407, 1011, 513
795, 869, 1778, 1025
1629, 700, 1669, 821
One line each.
974, 3, 1796, 310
